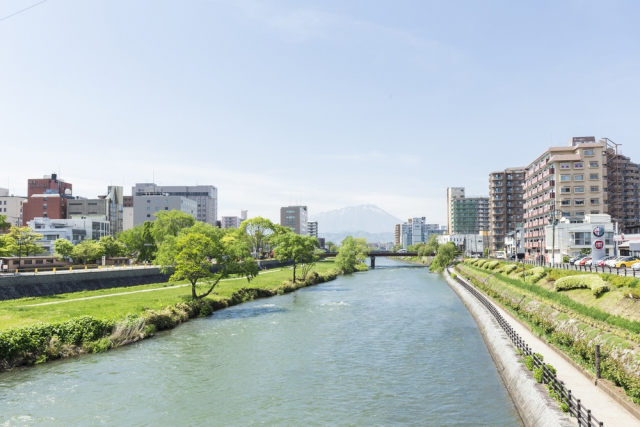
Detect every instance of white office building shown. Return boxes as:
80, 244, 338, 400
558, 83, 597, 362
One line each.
27, 216, 111, 253
0, 188, 26, 227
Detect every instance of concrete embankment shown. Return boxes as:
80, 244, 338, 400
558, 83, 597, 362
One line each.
0, 268, 170, 300
443, 269, 573, 427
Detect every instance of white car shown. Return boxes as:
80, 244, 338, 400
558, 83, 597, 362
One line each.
584, 258, 594, 266
632, 262, 640, 271
605, 257, 624, 268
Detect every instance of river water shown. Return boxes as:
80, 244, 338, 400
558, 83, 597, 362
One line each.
0, 258, 522, 426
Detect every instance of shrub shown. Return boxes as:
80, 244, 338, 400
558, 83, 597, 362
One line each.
526, 267, 547, 284
503, 264, 517, 274
600, 274, 640, 289
554, 274, 609, 296
486, 260, 500, 270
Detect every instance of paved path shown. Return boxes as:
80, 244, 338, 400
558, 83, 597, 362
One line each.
489, 293, 640, 426
18, 268, 287, 307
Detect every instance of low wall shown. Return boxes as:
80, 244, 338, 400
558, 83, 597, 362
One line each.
0, 268, 170, 301
443, 269, 573, 427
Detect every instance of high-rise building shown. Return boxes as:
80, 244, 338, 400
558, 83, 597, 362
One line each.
221, 210, 248, 229
448, 188, 490, 234
488, 167, 525, 255
604, 140, 640, 234
22, 174, 73, 225
446, 187, 465, 235
522, 137, 607, 260
307, 221, 318, 238
132, 183, 217, 225
123, 196, 134, 231
0, 188, 26, 228
394, 224, 402, 246
280, 206, 308, 234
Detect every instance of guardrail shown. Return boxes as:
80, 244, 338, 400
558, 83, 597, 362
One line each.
522, 259, 639, 277
449, 269, 604, 426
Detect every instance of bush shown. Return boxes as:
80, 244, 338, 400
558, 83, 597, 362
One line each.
503, 264, 517, 274
486, 261, 500, 270
555, 275, 609, 296
526, 267, 547, 284
600, 274, 640, 289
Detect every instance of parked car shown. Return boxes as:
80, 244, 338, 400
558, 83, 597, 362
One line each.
576, 257, 592, 266
596, 256, 616, 267
632, 262, 640, 271
605, 257, 625, 267
614, 256, 640, 268
584, 258, 594, 266
569, 255, 587, 265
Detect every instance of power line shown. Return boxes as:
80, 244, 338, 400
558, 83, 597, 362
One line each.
0, 0, 48, 23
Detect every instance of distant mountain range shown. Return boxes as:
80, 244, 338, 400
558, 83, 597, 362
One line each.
310, 205, 401, 244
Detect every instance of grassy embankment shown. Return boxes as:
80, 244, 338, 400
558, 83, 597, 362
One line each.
0, 260, 339, 370
455, 258, 640, 404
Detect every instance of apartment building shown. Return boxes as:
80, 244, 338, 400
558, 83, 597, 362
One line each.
522, 137, 607, 260
280, 206, 308, 235
0, 188, 26, 227
307, 221, 318, 238
488, 167, 525, 255
605, 143, 640, 234
450, 197, 490, 234
394, 223, 402, 246
221, 210, 248, 229
446, 187, 465, 235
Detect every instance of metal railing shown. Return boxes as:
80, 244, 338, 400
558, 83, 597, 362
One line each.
449, 269, 604, 426
522, 259, 639, 277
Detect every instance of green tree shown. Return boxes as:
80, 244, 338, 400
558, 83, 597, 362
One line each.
335, 236, 369, 274
157, 226, 258, 299
152, 210, 196, 244
0, 215, 10, 232
71, 240, 105, 264
139, 221, 157, 262
0, 234, 11, 256
239, 217, 276, 258
429, 242, 457, 272
53, 239, 74, 260
117, 225, 143, 257
424, 234, 440, 255
5, 226, 46, 257
99, 236, 125, 258
272, 231, 320, 282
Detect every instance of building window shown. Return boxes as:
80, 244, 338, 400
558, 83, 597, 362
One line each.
560, 163, 571, 169
589, 161, 599, 168
590, 198, 600, 205
575, 199, 585, 206
561, 199, 571, 206
574, 174, 584, 181
589, 174, 599, 179
575, 211, 585, 217
561, 187, 571, 194
590, 186, 599, 192
591, 210, 600, 214
147, 214, 151, 217
573, 232, 591, 245
561, 175, 571, 182
574, 162, 584, 169
574, 187, 584, 193
584, 149, 594, 156
146, 207, 151, 211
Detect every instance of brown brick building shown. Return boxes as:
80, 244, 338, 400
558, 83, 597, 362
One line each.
22, 174, 73, 225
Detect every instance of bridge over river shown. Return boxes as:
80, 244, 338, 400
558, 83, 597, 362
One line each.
319, 251, 418, 268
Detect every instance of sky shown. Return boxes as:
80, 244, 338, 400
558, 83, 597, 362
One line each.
1, 0, 639, 225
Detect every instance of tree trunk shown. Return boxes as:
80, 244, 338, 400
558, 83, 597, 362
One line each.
191, 281, 198, 299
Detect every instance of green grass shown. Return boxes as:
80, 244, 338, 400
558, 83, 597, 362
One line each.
0, 260, 337, 330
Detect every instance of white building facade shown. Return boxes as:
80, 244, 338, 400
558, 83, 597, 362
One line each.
28, 217, 111, 253
0, 188, 26, 227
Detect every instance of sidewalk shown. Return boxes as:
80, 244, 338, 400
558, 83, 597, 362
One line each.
488, 293, 640, 426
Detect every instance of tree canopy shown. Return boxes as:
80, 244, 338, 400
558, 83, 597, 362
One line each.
272, 231, 319, 282
239, 217, 276, 257
152, 210, 196, 244
335, 236, 369, 274
0, 215, 9, 232
72, 240, 105, 264
99, 236, 125, 258
429, 242, 457, 272
3, 227, 46, 257
157, 223, 258, 299
53, 239, 74, 260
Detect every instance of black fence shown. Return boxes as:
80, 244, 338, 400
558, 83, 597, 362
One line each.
522, 259, 639, 277
449, 269, 603, 426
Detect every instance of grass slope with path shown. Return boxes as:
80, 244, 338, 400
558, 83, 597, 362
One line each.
456, 258, 640, 406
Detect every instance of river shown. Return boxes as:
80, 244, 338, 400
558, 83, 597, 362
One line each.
0, 258, 522, 426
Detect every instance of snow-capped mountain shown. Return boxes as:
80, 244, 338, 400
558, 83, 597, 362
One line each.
310, 205, 402, 234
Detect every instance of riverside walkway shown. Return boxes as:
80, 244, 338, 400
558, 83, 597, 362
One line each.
455, 272, 640, 426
